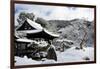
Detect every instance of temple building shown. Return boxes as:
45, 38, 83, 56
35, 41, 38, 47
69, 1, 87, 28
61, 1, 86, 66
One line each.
15, 18, 59, 58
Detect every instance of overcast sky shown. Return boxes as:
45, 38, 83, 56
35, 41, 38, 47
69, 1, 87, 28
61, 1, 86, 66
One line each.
15, 3, 94, 25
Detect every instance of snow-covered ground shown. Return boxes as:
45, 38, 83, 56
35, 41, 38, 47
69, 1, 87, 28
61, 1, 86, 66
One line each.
15, 56, 56, 66
15, 47, 94, 66
56, 47, 94, 63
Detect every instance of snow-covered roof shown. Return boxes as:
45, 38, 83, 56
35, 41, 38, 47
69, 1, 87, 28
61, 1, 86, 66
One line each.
16, 18, 43, 32
16, 18, 59, 38
17, 30, 42, 34
44, 29, 60, 37
56, 39, 73, 42
16, 38, 35, 43
27, 18, 43, 30
15, 20, 25, 31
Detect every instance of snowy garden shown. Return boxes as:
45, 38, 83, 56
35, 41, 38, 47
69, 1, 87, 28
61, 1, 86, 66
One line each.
15, 46, 94, 65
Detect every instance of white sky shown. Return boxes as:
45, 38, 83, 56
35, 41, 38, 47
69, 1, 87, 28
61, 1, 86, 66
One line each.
15, 3, 94, 24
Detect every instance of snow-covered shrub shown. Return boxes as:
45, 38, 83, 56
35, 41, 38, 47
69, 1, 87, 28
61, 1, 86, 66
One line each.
82, 56, 90, 60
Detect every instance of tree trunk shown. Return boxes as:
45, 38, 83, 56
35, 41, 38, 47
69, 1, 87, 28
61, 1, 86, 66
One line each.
80, 20, 87, 49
